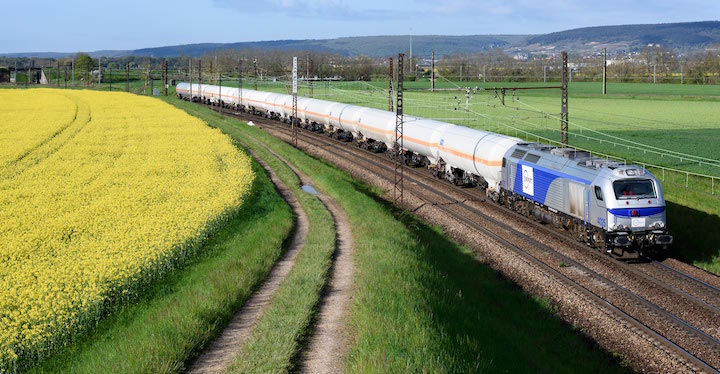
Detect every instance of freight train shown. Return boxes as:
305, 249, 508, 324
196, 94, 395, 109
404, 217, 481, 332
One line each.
176, 82, 673, 259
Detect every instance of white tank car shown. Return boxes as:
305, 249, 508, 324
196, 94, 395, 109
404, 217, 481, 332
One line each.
347, 107, 396, 146
403, 118, 450, 164
176, 82, 204, 101
437, 125, 521, 191
221, 87, 240, 106
201, 85, 221, 103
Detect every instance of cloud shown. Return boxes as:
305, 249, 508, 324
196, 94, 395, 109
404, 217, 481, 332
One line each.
211, 0, 394, 19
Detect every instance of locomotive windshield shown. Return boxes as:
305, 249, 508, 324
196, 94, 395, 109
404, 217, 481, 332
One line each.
613, 179, 656, 199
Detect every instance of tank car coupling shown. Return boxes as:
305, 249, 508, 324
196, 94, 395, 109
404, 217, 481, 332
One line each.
612, 234, 632, 247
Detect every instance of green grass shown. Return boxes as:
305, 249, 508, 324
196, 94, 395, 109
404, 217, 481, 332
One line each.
31, 159, 294, 373
168, 98, 338, 372
168, 91, 629, 372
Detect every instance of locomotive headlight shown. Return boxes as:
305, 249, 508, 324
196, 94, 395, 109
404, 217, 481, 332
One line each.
652, 221, 665, 229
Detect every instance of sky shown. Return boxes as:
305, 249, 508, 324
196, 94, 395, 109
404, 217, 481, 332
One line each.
1, 0, 717, 53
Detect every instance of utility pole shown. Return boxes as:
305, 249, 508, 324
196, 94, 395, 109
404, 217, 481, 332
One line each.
109, 66, 112, 91
292, 57, 298, 147
681, 65, 684, 85
149, 66, 153, 96
199, 60, 202, 85
57, 60, 60, 86
431, 51, 435, 92
483, 65, 486, 83
98, 57, 101, 86
14, 61, 17, 86
561, 51, 569, 147
653, 64, 656, 84
394, 53, 405, 207
602, 48, 607, 95
189, 59, 193, 99
64, 65, 67, 89
209, 59, 213, 85
126, 62, 130, 92
71, 58, 74, 87
388, 57, 394, 112
544, 65, 547, 83
253, 58, 258, 90
460, 63, 463, 82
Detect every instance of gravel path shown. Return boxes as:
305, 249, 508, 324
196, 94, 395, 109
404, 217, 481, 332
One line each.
187, 150, 309, 374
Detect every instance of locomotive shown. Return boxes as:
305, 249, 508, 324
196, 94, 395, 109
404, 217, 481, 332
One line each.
176, 82, 672, 258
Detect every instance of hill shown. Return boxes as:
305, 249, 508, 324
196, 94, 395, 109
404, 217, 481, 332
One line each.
526, 21, 720, 55
2, 21, 719, 59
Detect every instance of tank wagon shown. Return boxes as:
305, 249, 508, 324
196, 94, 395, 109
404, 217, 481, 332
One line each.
176, 82, 672, 258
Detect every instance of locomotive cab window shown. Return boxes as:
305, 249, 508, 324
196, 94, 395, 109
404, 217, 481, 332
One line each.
594, 186, 603, 201
613, 179, 656, 199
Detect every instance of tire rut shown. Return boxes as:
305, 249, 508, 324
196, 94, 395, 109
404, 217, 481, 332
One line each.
187, 150, 309, 374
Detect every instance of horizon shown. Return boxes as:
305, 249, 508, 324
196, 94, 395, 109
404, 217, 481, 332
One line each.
1, 0, 718, 54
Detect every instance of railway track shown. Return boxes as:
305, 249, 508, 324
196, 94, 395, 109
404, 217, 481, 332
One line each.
204, 103, 720, 372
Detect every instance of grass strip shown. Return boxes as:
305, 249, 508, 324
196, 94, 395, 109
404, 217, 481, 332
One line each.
169, 96, 628, 372
31, 159, 293, 373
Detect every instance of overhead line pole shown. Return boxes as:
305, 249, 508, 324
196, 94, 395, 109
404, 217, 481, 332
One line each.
164, 59, 168, 96
394, 53, 405, 207
238, 58, 242, 110
388, 57, 394, 112
431, 51, 435, 92
561, 51, 569, 147
602, 48, 607, 95
218, 59, 222, 106
253, 58, 258, 91
292, 56, 298, 147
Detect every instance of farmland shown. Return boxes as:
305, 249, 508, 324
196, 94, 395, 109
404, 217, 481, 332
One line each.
0, 89, 254, 370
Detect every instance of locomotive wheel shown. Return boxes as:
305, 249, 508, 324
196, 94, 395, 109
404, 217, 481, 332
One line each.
591, 231, 607, 252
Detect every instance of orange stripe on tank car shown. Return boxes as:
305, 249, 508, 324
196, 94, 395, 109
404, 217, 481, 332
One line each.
439, 146, 503, 166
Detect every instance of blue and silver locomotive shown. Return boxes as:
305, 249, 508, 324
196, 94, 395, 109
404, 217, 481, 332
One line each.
500, 143, 672, 259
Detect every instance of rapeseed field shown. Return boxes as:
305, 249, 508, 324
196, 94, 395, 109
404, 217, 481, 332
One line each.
0, 89, 254, 369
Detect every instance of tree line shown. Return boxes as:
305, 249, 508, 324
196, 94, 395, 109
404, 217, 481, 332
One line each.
2, 44, 719, 85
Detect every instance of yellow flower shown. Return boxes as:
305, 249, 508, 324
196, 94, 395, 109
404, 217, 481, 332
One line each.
0, 89, 254, 368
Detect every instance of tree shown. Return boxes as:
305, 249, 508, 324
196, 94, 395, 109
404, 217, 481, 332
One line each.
75, 53, 94, 73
